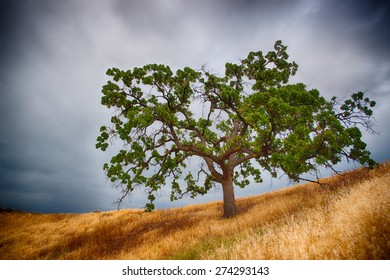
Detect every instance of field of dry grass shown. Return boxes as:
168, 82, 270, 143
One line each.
1, 163, 389, 260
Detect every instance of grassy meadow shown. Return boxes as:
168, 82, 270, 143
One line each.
1, 163, 389, 260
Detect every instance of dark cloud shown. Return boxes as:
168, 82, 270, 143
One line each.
0, 0, 389, 213
305, 0, 390, 59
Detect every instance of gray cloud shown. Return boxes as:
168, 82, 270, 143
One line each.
1, 0, 389, 213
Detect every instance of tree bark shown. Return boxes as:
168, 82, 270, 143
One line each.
221, 176, 237, 218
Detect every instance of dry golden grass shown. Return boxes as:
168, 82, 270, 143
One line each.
205, 170, 390, 259
1, 163, 389, 260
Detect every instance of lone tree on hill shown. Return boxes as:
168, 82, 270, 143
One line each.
96, 40, 376, 218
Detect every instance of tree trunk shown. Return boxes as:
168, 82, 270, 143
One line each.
221, 177, 237, 218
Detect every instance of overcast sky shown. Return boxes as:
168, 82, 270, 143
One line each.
1, 0, 389, 213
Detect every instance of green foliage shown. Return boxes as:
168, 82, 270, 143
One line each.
97, 40, 376, 212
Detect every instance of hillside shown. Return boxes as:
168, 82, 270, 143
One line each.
1, 163, 389, 260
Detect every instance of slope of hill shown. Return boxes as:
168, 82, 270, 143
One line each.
1, 163, 389, 260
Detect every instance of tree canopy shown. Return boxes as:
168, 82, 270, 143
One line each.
96, 40, 376, 218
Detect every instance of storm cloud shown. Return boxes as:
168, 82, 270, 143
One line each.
1, 0, 389, 213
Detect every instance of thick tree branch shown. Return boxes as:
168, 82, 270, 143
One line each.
167, 124, 220, 163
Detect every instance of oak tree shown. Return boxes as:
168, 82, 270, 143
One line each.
96, 41, 376, 218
